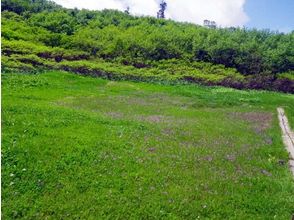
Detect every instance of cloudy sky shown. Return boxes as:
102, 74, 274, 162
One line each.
52, 0, 294, 31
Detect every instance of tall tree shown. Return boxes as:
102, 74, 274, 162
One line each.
124, 6, 130, 15
157, 1, 167, 19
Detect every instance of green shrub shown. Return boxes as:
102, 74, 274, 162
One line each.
1, 1, 293, 93
278, 71, 294, 80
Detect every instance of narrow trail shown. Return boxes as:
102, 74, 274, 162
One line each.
277, 107, 294, 176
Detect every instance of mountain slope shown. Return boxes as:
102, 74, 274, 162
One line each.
1, 0, 294, 92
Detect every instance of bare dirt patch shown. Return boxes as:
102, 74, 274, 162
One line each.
106, 111, 125, 119
134, 114, 193, 127
142, 115, 168, 123
230, 112, 273, 134
111, 92, 193, 109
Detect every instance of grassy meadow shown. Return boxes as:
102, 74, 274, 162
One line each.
2, 71, 294, 219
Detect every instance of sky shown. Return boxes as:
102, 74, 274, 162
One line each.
245, 0, 294, 33
52, 0, 294, 32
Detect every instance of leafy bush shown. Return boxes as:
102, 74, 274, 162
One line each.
278, 71, 294, 81
1, 55, 36, 72
1, 0, 293, 93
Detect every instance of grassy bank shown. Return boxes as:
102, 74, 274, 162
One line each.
2, 71, 294, 219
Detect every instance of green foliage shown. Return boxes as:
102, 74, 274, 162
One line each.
29, 10, 76, 35
1, 0, 60, 14
278, 71, 294, 80
1, 55, 36, 72
54, 59, 244, 86
2, 38, 49, 55
1, 0, 293, 92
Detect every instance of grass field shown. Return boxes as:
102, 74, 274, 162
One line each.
2, 71, 294, 219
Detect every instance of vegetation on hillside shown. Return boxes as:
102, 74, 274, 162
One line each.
1, 0, 294, 92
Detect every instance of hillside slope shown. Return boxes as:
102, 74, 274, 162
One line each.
1, 0, 294, 92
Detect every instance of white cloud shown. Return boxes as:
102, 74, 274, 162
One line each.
52, 0, 249, 27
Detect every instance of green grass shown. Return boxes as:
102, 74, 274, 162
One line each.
2, 71, 294, 219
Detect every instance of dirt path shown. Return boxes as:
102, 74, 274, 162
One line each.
277, 107, 294, 176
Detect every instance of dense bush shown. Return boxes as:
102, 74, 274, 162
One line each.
1, 0, 60, 14
1, 0, 293, 93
